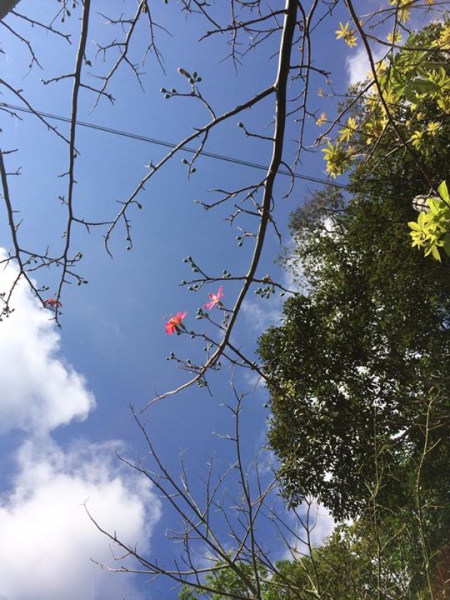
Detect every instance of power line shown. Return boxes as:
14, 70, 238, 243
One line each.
0, 102, 348, 189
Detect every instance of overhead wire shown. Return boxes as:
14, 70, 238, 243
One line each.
0, 102, 348, 190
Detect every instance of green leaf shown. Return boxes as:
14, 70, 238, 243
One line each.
438, 180, 449, 204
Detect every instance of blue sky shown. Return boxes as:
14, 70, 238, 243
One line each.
0, 1, 431, 598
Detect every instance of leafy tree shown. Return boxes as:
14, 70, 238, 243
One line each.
321, 18, 450, 259
258, 11, 450, 522
258, 146, 450, 593
260, 183, 450, 509
256, 17, 450, 598
323, 19, 450, 183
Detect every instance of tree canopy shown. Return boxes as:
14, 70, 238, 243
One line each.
257, 19, 450, 597
259, 184, 450, 515
322, 18, 450, 260
323, 18, 450, 184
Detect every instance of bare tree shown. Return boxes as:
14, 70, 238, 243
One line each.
87, 391, 335, 599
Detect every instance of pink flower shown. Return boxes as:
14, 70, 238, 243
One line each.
44, 298, 62, 308
204, 285, 223, 310
165, 311, 187, 335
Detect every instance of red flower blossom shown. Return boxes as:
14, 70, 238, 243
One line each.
204, 285, 223, 310
165, 311, 187, 334
44, 298, 62, 308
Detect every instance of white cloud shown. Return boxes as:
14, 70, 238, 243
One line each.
0, 253, 162, 598
280, 499, 335, 562
0, 437, 161, 600
241, 297, 284, 333
307, 500, 336, 546
346, 46, 386, 86
0, 252, 95, 434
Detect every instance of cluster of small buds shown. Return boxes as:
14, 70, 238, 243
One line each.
177, 67, 202, 85
161, 67, 202, 100
160, 87, 178, 99
255, 286, 275, 299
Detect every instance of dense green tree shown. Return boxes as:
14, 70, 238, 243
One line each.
265, 520, 431, 600
257, 21, 450, 588
257, 17, 450, 560
259, 182, 450, 517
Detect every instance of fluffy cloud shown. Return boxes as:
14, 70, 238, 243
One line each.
278, 499, 335, 564
0, 254, 162, 598
308, 500, 336, 546
241, 297, 283, 333
0, 253, 94, 434
0, 437, 161, 600
346, 46, 386, 86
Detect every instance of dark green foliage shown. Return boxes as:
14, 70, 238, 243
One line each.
259, 182, 450, 519
258, 21, 450, 538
